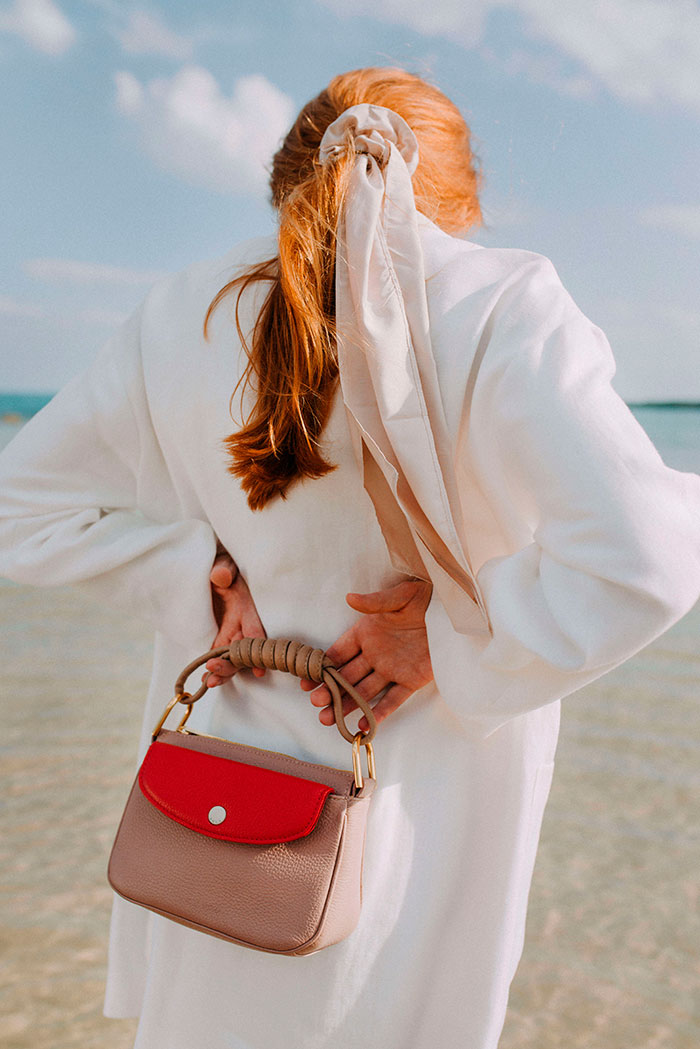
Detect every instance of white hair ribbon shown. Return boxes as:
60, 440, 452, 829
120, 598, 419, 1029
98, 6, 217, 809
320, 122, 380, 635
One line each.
319, 103, 492, 634
318, 102, 420, 172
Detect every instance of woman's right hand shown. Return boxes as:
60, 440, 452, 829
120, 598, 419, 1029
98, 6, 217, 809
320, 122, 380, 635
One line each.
204, 545, 267, 686
300, 578, 434, 732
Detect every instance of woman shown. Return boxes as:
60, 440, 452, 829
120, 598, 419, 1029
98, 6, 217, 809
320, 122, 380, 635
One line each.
1, 67, 699, 1049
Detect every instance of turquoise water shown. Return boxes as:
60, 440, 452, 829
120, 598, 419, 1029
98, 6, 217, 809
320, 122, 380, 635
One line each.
1, 392, 699, 472
629, 405, 700, 472
0, 391, 54, 420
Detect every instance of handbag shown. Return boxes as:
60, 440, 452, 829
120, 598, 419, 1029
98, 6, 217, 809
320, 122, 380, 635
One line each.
108, 636, 378, 956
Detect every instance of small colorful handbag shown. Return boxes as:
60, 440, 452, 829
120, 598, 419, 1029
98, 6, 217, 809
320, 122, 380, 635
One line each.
108, 637, 377, 956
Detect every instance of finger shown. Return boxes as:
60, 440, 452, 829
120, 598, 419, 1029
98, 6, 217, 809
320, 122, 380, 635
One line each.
318, 689, 361, 726
210, 563, 234, 589
321, 675, 392, 725
350, 671, 389, 701
357, 683, 411, 732
346, 581, 418, 615
211, 622, 243, 649
241, 603, 267, 643
318, 671, 389, 725
307, 683, 332, 707
212, 592, 246, 642
205, 657, 236, 678
204, 655, 265, 682
324, 628, 361, 669
237, 595, 266, 675
307, 649, 377, 707
299, 677, 330, 692
211, 575, 262, 648
210, 550, 237, 587
202, 667, 228, 686
311, 631, 361, 700
307, 669, 373, 709
330, 652, 373, 687
212, 627, 266, 676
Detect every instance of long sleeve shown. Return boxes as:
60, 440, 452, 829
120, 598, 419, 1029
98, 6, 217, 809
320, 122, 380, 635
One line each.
0, 302, 218, 646
426, 259, 700, 736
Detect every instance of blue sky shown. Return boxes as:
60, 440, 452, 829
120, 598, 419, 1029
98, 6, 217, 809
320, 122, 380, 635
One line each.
1, 0, 699, 400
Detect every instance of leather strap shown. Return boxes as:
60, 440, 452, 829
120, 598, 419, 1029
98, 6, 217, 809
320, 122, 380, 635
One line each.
173, 637, 377, 745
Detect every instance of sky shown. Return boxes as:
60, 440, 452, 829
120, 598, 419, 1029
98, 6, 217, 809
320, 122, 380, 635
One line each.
1, 0, 699, 401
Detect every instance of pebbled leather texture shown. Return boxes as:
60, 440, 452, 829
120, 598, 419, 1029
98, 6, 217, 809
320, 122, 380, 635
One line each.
108, 728, 375, 955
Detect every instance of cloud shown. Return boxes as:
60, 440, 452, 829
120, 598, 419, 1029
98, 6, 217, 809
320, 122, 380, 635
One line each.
317, 0, 492, 43
23, 257, 168, 285
476, 192, 540, 231
0, 0, 76, 54
74, 306, 130, 327
0, 294, 128, 328
638, 204, 700, 240
602, 294, 700, 401
112, 8, 195, 60
113, 66, 296, 196
493, 46, 594, 99
317, 0, 700, 112
82, 0, 252, 54
517, 0, 700, 112
0, 294, 45, 317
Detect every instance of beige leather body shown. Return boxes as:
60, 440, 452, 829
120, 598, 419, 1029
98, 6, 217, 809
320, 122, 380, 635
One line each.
108, 729, 375, 956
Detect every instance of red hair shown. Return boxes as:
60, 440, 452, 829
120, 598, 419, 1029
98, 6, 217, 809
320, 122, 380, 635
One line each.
204, 67, 482, 510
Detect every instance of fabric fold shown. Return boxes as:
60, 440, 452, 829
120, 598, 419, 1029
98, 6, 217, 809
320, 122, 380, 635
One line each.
319, 103, 493, 635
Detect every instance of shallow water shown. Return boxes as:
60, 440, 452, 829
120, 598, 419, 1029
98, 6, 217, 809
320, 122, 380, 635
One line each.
2, 581, 698, 1049
630, 405, 700, 473
1, 409, 699, 1048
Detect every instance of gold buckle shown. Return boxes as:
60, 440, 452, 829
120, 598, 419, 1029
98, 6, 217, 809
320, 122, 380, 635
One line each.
351, 731, 376, 791
152, 696, 378, 791
151, 692, 194, 741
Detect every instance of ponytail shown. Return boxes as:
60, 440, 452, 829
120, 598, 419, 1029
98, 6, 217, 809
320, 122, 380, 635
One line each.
204, 68, 481, 511
203, 151, 354, 510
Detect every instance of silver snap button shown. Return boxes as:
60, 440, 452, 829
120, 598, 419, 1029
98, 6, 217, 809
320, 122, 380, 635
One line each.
208, 805, 227, 825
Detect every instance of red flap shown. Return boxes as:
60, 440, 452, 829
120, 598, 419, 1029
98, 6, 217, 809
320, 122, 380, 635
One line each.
139, 741, 334, 844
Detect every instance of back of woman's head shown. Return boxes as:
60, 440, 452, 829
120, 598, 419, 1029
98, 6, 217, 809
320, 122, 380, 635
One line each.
205, 67, 482, 510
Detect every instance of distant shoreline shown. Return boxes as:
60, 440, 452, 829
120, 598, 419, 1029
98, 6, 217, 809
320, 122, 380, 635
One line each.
1, 391, 699, 426
627, 401, 700, 409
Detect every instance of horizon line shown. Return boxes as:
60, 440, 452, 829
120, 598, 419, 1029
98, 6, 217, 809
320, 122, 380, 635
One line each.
1, 391, 700, 412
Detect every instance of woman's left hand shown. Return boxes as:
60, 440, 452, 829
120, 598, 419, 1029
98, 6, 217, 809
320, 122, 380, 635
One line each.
204, 546, 267, 686
300, 579, 434, 732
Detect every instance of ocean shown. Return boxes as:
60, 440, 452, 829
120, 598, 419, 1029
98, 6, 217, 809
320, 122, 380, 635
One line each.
2, 390, 699, 472
1, 392, 699, 1048
630, 404, 700, 472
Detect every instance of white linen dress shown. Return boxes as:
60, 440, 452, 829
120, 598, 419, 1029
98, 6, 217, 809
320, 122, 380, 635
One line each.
1, 215, 699, 1049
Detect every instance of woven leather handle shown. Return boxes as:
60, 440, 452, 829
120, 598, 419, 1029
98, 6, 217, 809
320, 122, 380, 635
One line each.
173, 637, 377, 745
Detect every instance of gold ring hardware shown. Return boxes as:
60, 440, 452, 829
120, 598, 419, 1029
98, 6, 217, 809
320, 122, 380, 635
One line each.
153, 640, 380, 787
176, 702, 195, 732
151, 692, 194, 741
351, 732, 376, 791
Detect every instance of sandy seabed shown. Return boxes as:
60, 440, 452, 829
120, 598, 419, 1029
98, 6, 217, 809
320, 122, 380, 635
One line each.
1, 578, 699, 1049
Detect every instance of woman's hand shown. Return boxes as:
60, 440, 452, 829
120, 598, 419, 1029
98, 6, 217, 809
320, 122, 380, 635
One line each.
300, 579, 434, 732
204, 545, 266, 686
